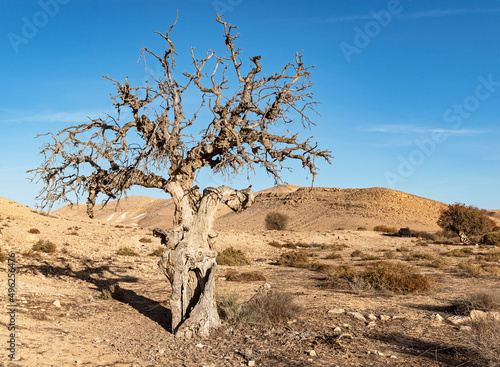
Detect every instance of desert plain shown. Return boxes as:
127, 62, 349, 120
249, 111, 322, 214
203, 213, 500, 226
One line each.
0, 184, 499, 366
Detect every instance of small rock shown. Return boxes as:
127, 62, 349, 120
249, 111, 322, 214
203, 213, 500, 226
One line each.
342, 323, 350, 328
367, 314, 377, 320
428, 313, 444, 322
374, 350, 384, 356
158, 349, 165, 355
390, 355, 397, 359
248, 361, 255, 366
379, 315, 391, 321
306, 350, 316, 357
196, 343, 204, 348
460, 325, 472, 331
347, 311, 367, 322
447, 315, 471, 325
53, 300, 61, 308
76, 362, 83, 365
367, 321, 376, 328
470, 310, 500, 322
333, 327, 342, 332
328, 308, 345, 315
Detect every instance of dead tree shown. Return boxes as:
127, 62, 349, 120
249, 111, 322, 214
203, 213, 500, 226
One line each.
30, 15, 331, 338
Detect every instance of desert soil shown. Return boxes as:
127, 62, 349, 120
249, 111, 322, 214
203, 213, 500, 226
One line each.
0, 189, 499, 366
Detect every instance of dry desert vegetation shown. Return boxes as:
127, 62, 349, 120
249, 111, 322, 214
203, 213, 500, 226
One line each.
1, 185, 500, 366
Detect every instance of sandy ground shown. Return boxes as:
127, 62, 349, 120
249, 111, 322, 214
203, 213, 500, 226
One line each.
0, 197, 499, 366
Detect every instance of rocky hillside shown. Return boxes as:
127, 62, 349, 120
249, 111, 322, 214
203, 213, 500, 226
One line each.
53, 186, 456, 232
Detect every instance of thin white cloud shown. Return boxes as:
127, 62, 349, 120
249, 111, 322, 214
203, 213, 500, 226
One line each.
0, 109, 111, 124
326, 8, 500, 23
359, 125, 485, 135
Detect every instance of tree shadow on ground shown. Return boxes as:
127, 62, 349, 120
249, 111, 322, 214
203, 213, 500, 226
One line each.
367, 331, 472, 366
18, 255, 172, 333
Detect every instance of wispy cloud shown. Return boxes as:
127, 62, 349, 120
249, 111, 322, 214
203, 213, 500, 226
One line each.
326, 8, 500, 23
359, 124, 485, 135
0, 109, 110, 124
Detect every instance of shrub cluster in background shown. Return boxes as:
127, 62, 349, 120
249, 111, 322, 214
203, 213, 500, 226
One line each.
373, 225, 398, 234
265, 211, 289, 230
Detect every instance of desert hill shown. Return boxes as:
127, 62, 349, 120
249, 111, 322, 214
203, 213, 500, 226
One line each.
54, 185, 454, 232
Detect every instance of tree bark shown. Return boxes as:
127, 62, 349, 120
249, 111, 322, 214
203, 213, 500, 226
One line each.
155, 184, 254, 337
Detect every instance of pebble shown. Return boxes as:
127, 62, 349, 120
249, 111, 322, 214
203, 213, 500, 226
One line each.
248, 361, 255, 366
447, 315, 471, 325
328, 308, 345, 314
367, 321, 376, 328
306, 350, 316, 357
196, 343, 204, 348
379, 315, 391, 321
347, 311, 367, 322
53, 300, 61, 308
367, 314, 377, 320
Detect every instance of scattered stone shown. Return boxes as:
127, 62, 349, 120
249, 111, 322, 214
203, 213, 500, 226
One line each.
342, 323, 350, 328
333, 327, 342, 333
460, 325, 472, 331
53, 300, 61, 308
306, 350, 316, 357
379, 315, 391, 321
347, 311, 367, 322
248, 361, 255, 366
367, 321, 376, 328
196, 343, 204, 348
447, 315, 471, 325
390, 355, 397, 359
427, 313, 444, 322
367, 314, 377, 320
328, 308, 345, 315
470, 310, 500, 322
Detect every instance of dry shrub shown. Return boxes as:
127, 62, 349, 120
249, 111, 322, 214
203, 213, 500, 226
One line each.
446, 248, 474, 257
149, 247, 164, 257
115, 246, 139, 256
237, 291, 301, 326
483, 250, 500, 262
373, 225, 398, 234
28, 228, 40, 234
139, 237, 152, 243
412, 231, 436, 241
455, 291, 500, 314
32, 240, 56, 253
467, 318, 500, 367
216, 247, 250, 266
350, 249, 365, 258
265, 211, 289, 230
458, 261, 483, 276
225, 269, 266, 282
268, 240, 297, 249
309, 261, 333, 273
405, 252, 436, 261
277, 250, 309, 268
481, 231, 500, 246
325, 252, 342, 260
217, 293, 240, 321
485, 265, 500, 275
383, 250, 398, 259
421, 257, 453, 269
321, 243, 348, 251
325, 261, 432, 293
396, 246, 410, 252
0, 251, 6, 262
361, 254, 380, 261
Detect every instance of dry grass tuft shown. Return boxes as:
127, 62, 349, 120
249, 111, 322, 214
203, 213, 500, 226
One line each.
139, 237, 152, 243
32, 240, 56, 253
277, 250, 310, 268
217, 247, 251, 266
467, 318, 500, 367
149, 247, 164, 257
446, 248, 474, 257
28, 228, 40, 234
373, 225, 398, 234
325, 252, 342, 260
115, 246, 139, 256
225, 269, 266, 282
458, 261, 483, 276
324, 261, 432, 293
455, 291, 500, 314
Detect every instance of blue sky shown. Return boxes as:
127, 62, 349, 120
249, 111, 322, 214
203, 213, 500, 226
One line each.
1, 0, 499, 210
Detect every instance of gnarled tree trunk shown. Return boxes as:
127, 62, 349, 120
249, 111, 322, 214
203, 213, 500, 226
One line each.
154, 184, 254, 337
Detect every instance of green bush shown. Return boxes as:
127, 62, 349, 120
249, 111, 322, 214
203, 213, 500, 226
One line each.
265, 212, 289, 230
